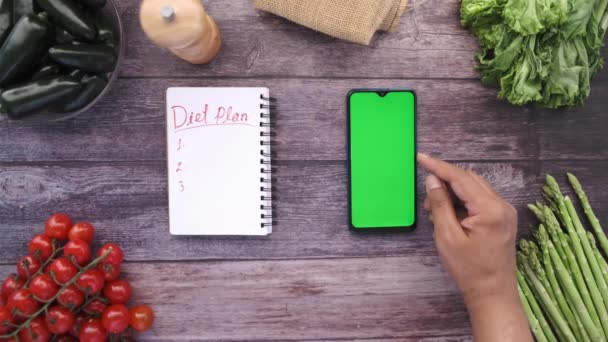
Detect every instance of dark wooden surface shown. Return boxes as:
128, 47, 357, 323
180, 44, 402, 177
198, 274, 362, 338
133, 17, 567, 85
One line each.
0, 0, 607, 340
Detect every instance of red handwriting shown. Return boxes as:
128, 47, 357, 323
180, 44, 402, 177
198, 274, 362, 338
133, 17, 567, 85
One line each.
172, 104, 254, 132
215, 106, 248, 124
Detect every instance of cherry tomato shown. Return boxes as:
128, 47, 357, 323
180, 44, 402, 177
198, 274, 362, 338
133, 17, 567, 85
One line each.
45, 305, 75, 334
101, 304, 129, 333
57, 285, 84, 309
68, 222, 95, 243
129, 304, 154, 332
48, 257, 78, 285
29, 274, 59, 302
76, 270, 104, 295
44, 213, 73, 240
1, 275, 24, 304
16, 255, 41, 279
97, 261, 120, 281
0, 306, 13, 334
63, 240, 91, 266
97, 243, 124, 265
103, 279, 131, 304
84, 299, 107, 315
28, 235, 54, 262
79, 319, 107, 342
18, 317, 50, 342
55, 336, 78, 342
7, 289, 40, 318
70, 314, 87, 337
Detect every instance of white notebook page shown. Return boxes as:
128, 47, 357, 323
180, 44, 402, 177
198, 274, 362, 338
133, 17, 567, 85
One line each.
166, 87, 272, 235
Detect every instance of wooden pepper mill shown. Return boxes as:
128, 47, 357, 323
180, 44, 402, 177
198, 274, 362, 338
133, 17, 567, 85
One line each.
139, 0, 222, 64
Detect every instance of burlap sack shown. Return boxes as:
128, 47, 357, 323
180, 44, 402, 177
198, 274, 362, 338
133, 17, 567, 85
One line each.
255, 0, 409, 45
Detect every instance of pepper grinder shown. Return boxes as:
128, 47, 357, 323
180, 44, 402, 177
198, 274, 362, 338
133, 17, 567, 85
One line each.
140, 0, 222, 64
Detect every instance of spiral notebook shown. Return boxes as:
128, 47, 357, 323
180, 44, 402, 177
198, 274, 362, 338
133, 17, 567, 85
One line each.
166, 87, 276, 235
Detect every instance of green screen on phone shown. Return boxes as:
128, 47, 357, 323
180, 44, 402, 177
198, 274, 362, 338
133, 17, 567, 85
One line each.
349, 90, 416, 229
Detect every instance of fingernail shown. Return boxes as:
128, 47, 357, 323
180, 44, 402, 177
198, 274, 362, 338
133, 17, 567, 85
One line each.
417, 153, 430, 161
426, 174, 442, 191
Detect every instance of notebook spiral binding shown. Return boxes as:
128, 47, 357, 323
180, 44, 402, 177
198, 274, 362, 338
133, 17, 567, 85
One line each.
260, 94, 277, 230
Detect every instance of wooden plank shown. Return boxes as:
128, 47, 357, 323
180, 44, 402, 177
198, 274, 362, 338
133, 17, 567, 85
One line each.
116, 0, 608, 80
538, 81, 608, 160
118, 0, 480, 79
0, 78, 538, 162
0, 256, 471, 340
0, 161, 547, 263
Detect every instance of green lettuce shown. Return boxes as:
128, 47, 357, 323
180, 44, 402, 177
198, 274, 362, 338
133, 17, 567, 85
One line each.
461, 0, 608, 108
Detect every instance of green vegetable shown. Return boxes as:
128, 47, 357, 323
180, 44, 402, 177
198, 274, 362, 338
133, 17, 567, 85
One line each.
12, 0, 36, 24
0, 75, 81, 117
460, 0, 608, 108
54, 28, 74, 44
517, 269, 558, 342
518, 281, 550, 342
0, 0, 11, 44
36, 0, 96, 41
568, 173, 608, 257
30, 63, 61, 81
537, 225, 584, 341
544, 179, 608, 338
547, 238, 604, 341
68, 69, 85, 80
49, 43, 116, 73
0, 14, 50, 86
519, 174, 608, 341
588, 232, 608, 287
520, 252, 577, 342
54, 74, 106, 113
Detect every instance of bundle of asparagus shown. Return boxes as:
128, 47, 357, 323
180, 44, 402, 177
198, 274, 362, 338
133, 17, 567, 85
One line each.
518, 173, 608, 342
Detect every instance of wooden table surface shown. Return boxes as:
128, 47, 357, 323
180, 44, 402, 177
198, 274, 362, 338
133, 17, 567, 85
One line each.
1, 0, 607, 340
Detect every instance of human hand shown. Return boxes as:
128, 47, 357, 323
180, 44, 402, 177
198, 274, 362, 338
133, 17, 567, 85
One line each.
417, 153, 519, 304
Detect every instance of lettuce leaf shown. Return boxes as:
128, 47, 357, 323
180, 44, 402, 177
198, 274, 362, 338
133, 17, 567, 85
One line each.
461, 0, 608, 108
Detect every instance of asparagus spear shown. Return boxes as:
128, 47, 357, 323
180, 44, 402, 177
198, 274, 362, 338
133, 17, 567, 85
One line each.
543, 206, 601, 331
541, 206, 570, 271
568, 173, 608, 257
588, 232, 608, 294
566, 293, 592, 342
529, 203, 545, 222
538, 226, 584, 341
518, 282, 549, 342
547, 238, 604, 341
520, 253, 577, 341
564, 196, 608, 338
543, 190, 606, 337
517, 269, 558, 342
524, 239, 558, 304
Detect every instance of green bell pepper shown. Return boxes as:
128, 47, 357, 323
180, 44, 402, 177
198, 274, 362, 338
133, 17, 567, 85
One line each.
12, 0, 36, 23
0, 13, 50, 86
68, 69, 85, 80
0, 0, 11, 44
37, 0, 96, 41
54, 74, 106, 112
31, 63, 61, 81
49, 43, 116, 73
0, 75, 81, 117
55, 28, 74, 44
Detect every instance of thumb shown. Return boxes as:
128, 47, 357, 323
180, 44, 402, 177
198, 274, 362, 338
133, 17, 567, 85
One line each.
426, 175, 463, 238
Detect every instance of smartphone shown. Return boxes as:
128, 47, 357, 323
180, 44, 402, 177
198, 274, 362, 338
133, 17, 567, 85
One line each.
348, 89, 417, 230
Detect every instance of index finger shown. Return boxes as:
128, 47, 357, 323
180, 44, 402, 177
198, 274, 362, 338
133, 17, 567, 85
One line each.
417, 153, 489, 206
